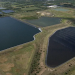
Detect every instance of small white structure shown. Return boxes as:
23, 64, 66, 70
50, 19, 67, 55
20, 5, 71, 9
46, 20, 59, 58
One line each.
47, 5, 58, 8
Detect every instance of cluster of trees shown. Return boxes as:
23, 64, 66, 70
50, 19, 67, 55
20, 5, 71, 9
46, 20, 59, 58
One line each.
30, 51, 41, 75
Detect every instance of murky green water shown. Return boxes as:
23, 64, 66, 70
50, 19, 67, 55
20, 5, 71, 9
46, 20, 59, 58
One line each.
53, 8, 69, 11
26, 17, 61, 27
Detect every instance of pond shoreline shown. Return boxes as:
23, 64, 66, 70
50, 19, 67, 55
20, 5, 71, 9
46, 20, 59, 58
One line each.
10, 16, 39, 28
0, 16, 42, 52
45, 26, 74, 68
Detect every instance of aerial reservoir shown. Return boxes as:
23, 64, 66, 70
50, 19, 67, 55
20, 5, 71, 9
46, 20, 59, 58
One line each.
26, 17, 61, 27
53, 8, 69, 11
46, 27, 75, 67
0, 17, 40, 51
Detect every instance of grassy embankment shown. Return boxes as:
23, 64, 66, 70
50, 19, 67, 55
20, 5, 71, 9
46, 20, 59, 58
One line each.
35, 7, 75, 75
0, 42, 36, 75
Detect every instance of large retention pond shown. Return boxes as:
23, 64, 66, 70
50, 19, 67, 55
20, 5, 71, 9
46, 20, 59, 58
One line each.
0, 17, 40, 51
46, 27, 75, 67
26, 17, 61, 27
53, 8, 69, 12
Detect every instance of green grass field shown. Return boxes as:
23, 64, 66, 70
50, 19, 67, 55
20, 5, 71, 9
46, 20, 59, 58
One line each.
0, 42, 35, 75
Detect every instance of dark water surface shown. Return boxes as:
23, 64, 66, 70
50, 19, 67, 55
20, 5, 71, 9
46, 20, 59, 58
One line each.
26, 17, 61, 27
0, 17, 40, 51
2, 10, 14, 13
46, 27, 75, 67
